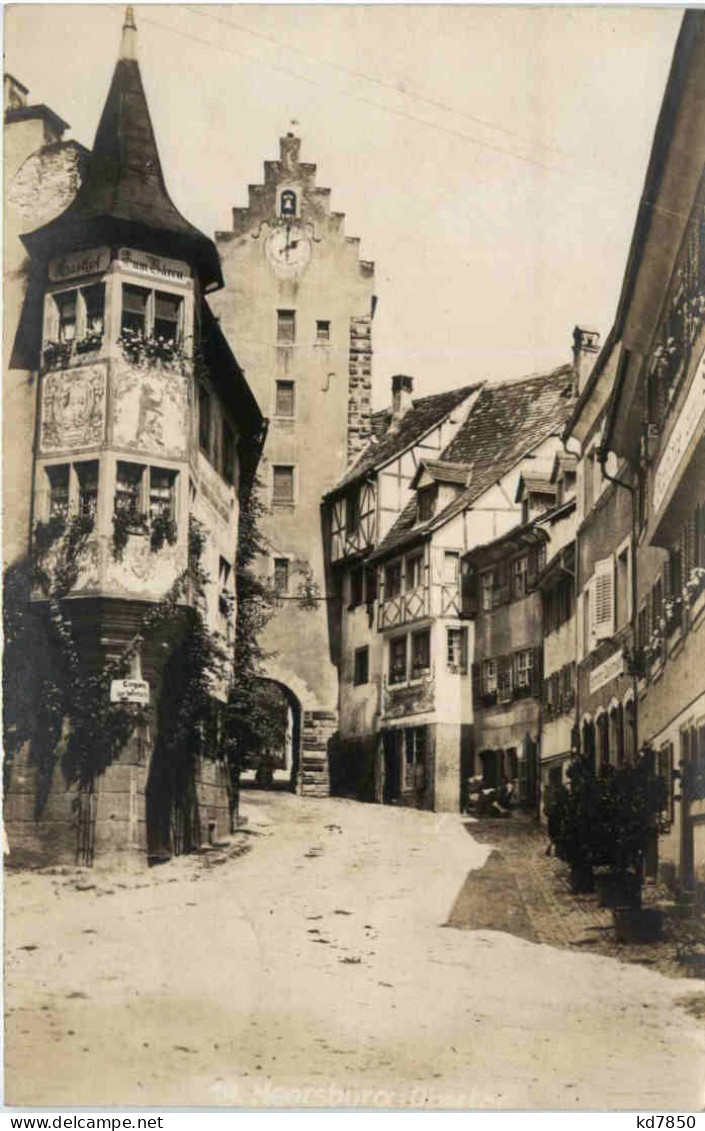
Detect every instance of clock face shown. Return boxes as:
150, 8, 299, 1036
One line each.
265, 223, 312, 275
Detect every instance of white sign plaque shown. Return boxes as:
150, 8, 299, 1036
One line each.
653, 350, 705, 515
118, 247, 190, 285
110, 679, 150, 705
589, 650, 624, 695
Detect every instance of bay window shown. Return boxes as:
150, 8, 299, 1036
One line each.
447, 627, 467, 673
76, 461, 98, 519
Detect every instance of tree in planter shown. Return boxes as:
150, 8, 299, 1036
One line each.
548, 756, 667, 898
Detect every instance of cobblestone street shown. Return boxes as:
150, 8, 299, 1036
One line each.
449, 815, 705, 982
5, 793, 705, 1108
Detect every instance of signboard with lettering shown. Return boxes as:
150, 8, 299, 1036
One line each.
48, 247, 110, 283
118, 248, 191, 285
110, 679, 150, 705
589, 650, 624, 696
653, 350, 705, 515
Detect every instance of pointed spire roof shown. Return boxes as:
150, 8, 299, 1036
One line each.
22, 8, 223, 290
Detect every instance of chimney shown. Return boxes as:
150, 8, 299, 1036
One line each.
572, 326, 600, 396
391, 374, 414, 423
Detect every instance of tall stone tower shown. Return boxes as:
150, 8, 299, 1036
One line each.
212, 134, 375, 794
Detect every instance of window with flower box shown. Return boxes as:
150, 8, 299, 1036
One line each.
77, 461, 99, 519
121, 284, 183, 342
43, 461, 100, 523
46, 285, 106, 357
115, 462, 177, 532
115, 462, 144, 521
47, 464, 70, 519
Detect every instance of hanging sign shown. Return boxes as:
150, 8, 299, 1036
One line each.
110, 679, 150, 705
118, 247, 191, 285
48, 246, 110, 283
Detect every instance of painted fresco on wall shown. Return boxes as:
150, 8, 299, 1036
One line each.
104, 531, 184, 598
112, 360, 189, 459
40, 364, 106, 453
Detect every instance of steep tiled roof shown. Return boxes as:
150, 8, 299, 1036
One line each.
22, 11, 222, 289
370, 366, 575, 561
330, 384, 480, 494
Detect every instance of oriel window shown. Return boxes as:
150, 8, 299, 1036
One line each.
47, 464, 70, 520
83, 285, 105, 336
122, 284, 149, 335
76, 461, 99, 519
115, 461, 144, 519
149, 468, 176, 521
154, 292, 181, 342
55, 291, 77, 342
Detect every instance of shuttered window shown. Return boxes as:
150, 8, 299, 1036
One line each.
272, 466, 295, 504
592, 557, 615, 640
275, 380, 295, 417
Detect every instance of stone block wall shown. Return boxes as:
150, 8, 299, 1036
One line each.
298, 710, 337, 796
348, 316, 373, 464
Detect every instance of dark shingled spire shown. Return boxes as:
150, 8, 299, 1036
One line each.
22, 8, 223, 291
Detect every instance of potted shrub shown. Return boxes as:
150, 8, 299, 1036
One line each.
547, 758, 606, 892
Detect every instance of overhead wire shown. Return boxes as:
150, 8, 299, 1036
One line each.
138, 11, 567, 175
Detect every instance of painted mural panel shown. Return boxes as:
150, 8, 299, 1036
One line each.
112, 359, 189, 459
40, 364, 106, 453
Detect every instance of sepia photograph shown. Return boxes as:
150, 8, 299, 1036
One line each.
3, 1, 705, 1113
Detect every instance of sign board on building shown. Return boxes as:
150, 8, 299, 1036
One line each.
110, 679, 150, 705
589, 650, 624, 696
48, 247, 110, 283
653, 350, 705, 515
118, 248, 191, 285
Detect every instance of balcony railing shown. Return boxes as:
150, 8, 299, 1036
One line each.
378, 583, 430, 629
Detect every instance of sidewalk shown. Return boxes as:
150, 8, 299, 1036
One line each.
447, 813, 705, 984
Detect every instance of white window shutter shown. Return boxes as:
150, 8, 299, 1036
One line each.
593, 556, 615, 640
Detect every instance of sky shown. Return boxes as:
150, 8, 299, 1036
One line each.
5, 4, 683, 408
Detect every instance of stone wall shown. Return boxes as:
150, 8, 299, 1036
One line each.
298, 710, 337, 796
348, 315, 373, 464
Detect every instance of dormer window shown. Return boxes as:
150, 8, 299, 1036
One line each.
418, 486, 437, 524
280, 189, 297, 218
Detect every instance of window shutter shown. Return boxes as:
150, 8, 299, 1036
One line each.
497, 561, 511, 605
593, 556, 615, 640
530, 646, 542, 697
663, 556, 672, 600
471, 662, 481, 708
527, 548, 539, 590
461, 563, 478, 618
